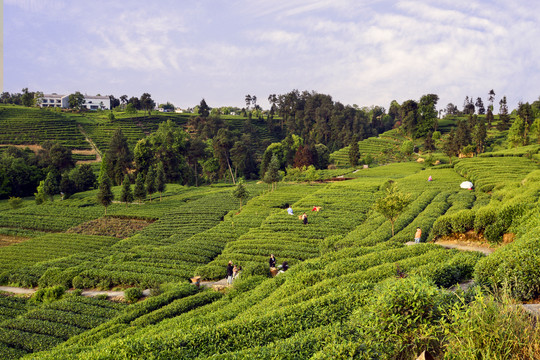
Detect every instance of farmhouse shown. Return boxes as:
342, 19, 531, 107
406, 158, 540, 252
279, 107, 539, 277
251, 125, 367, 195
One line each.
40, 93, 111, 110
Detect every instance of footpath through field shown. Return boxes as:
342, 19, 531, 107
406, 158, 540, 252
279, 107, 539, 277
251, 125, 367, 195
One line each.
0, 286, 151, 298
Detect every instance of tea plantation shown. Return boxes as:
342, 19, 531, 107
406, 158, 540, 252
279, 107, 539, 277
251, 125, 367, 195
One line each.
1, 106, 540, 358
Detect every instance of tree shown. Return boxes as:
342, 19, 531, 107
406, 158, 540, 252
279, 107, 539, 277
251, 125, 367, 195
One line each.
232, 180, 249, 209
199, 99, 210, 118
134, 172, 146, 204
21, 88, 35, 107
517, 102, 534, 141
416, 94, 439, 138
148, 120, 188, 183
245, 94, 252, 110
120, 174, 134, 208
473, 116, 487, 153
34, 180, 47, 205
348, 136, 359, 167
530, 117, 540, 144
134, 138, 153, 174
424, 131, 435, 152
105, 128, 132, 185
68, 91, 85, 110
314, 144, 330, 170
213, 128, 236, 184
401, 100, 418, 137
507, 115, 527, 148
293, 145, 315, 168
463, 96, 475, 115
145, 166, 156, 202
186, 137, 207, 187
442, 129, 459, 163
475, 97, 485, 115
59, 172, 76, 200
125, 103, 137, 114
155, 162, 166, 201
97, 173, 114, 215
373, 183, 411, 236
486, 108, 494, 128
497, 96, 510, 130
109, 95, 120, 109
488, 89, 496, 110
43, 171, 58, 202
140, 93, 156, 116
263, 154, 280, 191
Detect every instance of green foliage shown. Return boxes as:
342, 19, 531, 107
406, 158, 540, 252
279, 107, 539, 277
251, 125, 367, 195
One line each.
134, 172, 146, 203
348, 136, 359, 167
31, 285, 65, 303
400, 139, 414, 155
124, 287, 143, 304
120, 174, 133, 207
43, 171, 58, 202
34, 180, 47, 205
145, 166, 156, 200
96, 173, 114, 214
232, 180, 249, 209
8, 197, 23, 209
373, 183, 411, 236
354, 276, 445, 358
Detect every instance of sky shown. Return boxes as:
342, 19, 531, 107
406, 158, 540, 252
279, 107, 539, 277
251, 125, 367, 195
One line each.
4, 0, 540, 111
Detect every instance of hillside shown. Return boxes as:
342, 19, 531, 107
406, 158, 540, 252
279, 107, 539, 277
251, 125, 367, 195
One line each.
1, 105, 540, 358
0, 149, 537, 358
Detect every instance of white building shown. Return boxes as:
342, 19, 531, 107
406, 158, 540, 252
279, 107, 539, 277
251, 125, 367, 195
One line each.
40, 94, 69, 108
39, 93, 111, 110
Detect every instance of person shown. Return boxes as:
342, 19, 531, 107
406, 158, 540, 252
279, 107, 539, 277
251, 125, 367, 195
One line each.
269, 254, 276, 268
226, 260, 234, 285
287, 205, 294, 216
234, 265, 242, 280
428, 175, 432, 181
232, 265, 238, 280
278, 261, 289, 275
302, 212, 308, 225
312, 206, 321, 212
414, 227, 422, 244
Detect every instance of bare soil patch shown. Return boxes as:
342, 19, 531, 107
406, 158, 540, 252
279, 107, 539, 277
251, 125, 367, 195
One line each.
0, 143, 100, 164
66, 217, 154, 239
0, 235, 29, 247
434, 230, 500, 255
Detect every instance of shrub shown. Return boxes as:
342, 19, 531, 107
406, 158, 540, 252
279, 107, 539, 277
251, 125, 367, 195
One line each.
450, 209, 475, 233
8, 197, 24, 209
431, 216, 452, 238
484, 222, 505, 243
124, 287, 143, 304
32, 285, 65, 303
474, 206, 498, 232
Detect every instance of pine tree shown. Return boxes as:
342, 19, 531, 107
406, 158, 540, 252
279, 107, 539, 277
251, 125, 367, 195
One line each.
145, 166, 156, 202
497, 96, 510, 131
348, 136, 359, 167
134, 172, 146, 204
473, 116, 487, 154
120, 174, 134, 208
486, 108, 494, 128
156, 162, 166, 201
97, 173, 114, 215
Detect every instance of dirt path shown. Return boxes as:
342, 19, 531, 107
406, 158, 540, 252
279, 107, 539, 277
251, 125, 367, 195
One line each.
0, 286, 151, 299
77, 125, 102, 163
434, 240, 496, 255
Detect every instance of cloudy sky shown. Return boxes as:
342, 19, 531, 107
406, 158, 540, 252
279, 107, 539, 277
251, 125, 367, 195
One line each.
4, 0, 540, 111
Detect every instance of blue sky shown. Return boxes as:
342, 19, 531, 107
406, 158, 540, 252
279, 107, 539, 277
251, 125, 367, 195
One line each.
4, 0, 540, 111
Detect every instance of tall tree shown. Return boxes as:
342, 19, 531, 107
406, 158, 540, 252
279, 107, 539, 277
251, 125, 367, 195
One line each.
134, 172, 146, 204
105, 128, 132, 185
488, 89, 496, 111
517, 102, 534, 141
507, 115, 527, 147
133, 138, 153, 175
348, 136, 360, 167
245, 94, 252, 110
21, 88, 35, 107
43, 171, 58, 202
213, 128, 236, 184
400, 100, 418, 137
59, 172, 76, 200
424, 131, 436, 152
34, 180, 47, 205
97, 173, 114, 215
198, 99, 210, 118
497, 96, 510, 130
263, 154, 280, 191
145, 166, 156, 202
140, 93, 156, 116
186, 137, 207, 187
155, 161, 166, 201
120, 174, 134, 208
443, 129, 459, 163
373, 183, 411, 236
475, 97, 486, 115
473, 116, 487, 153
416, 94, 439, 138
486, 108, 494, 128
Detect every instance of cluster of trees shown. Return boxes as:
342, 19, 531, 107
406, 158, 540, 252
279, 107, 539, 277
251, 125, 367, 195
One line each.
507, 102, 540, 147
442, 115, 487, 161
0, 142, 96, 201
